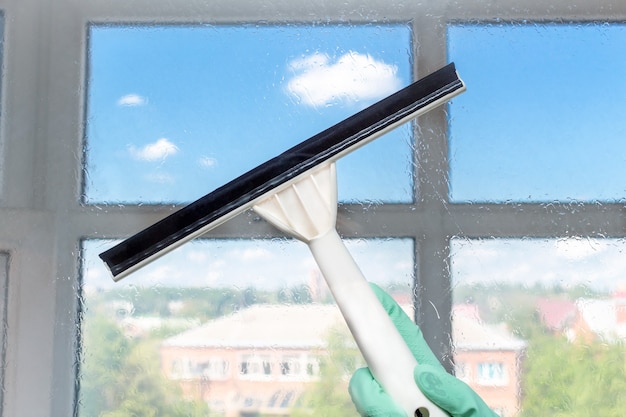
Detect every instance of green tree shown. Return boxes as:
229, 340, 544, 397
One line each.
277, 284, 314, 305
79, 314, 131, 416
78, 313, 209, 417
292, 327, 361, 417
521, 334, 626, 417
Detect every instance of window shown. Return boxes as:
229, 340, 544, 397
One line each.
280, 390, 295, 408
78, 22, 415, 414
477, 362, 507, 386
448, 22, 626, 415
83, 24, 413, 204
201, 358, 230, 379
306, 356, 321, 377
3, 1, 626, 416
240, 355, 272, 378
280, 355, 302, 377
448, 23, 626, 203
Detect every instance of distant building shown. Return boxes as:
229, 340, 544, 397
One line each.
452, 307, 526, 417
160, 304, 342, 417
160, 302, 526, 417
537, 290, 626, 343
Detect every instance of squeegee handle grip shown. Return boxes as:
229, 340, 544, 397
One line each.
309, 230, 447, 417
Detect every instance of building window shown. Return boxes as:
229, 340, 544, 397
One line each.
477, 362, 507, 386
280, 358, 295, 376
306, 357, 321, 377
280, 391, 295, 408
240, 355, 273, 378
280, 355, 303, 377
199, 358, 229, 379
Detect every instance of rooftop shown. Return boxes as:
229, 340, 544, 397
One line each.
452, 312, 527, 351
163, 302, 527, 352
162, 303, 345, 349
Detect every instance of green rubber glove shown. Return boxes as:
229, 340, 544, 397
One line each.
348, 284, 499, 417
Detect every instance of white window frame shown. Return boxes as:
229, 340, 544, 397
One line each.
1, 0, 625, 415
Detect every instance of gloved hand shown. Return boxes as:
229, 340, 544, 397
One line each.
348, 284, 499, 417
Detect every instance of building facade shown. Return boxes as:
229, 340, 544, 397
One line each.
451, 309, 526, 417
161, 302, 526, 417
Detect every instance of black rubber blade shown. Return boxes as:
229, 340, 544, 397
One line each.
100, 62, 465, 280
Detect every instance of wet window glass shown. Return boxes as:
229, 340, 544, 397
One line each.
447, 21, 626, 416
78, 238, 414, 416
83, 25, 414, 204
76, 17, 626, 417
451, 237, 626, 415
448, 24, 626, 202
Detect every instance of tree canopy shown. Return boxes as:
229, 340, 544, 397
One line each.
78, 313, 208, 417
520, 334, 626, 417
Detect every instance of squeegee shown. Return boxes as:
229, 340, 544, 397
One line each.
100, 62, 465, 417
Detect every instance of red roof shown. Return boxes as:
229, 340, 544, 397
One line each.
536, 298, 577, 330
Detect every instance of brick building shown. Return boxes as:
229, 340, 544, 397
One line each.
161, 302, 525, 417
451, 308, 526, 417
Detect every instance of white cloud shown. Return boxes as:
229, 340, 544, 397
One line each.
117, 94, 147, 107
198, 156, 218, 168
286, 51, 401, 107
129, 138, 179, 161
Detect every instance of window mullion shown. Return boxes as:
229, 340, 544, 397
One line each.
411, 16, 454, 371
447, 203, 626, 239
45, 1, 89, 416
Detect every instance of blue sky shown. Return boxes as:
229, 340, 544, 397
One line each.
83, 23, 626, 292
85, 24, 414, 204
448, 23, 626, 202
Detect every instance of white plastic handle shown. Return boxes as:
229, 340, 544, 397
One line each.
253, 163, 447, 417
